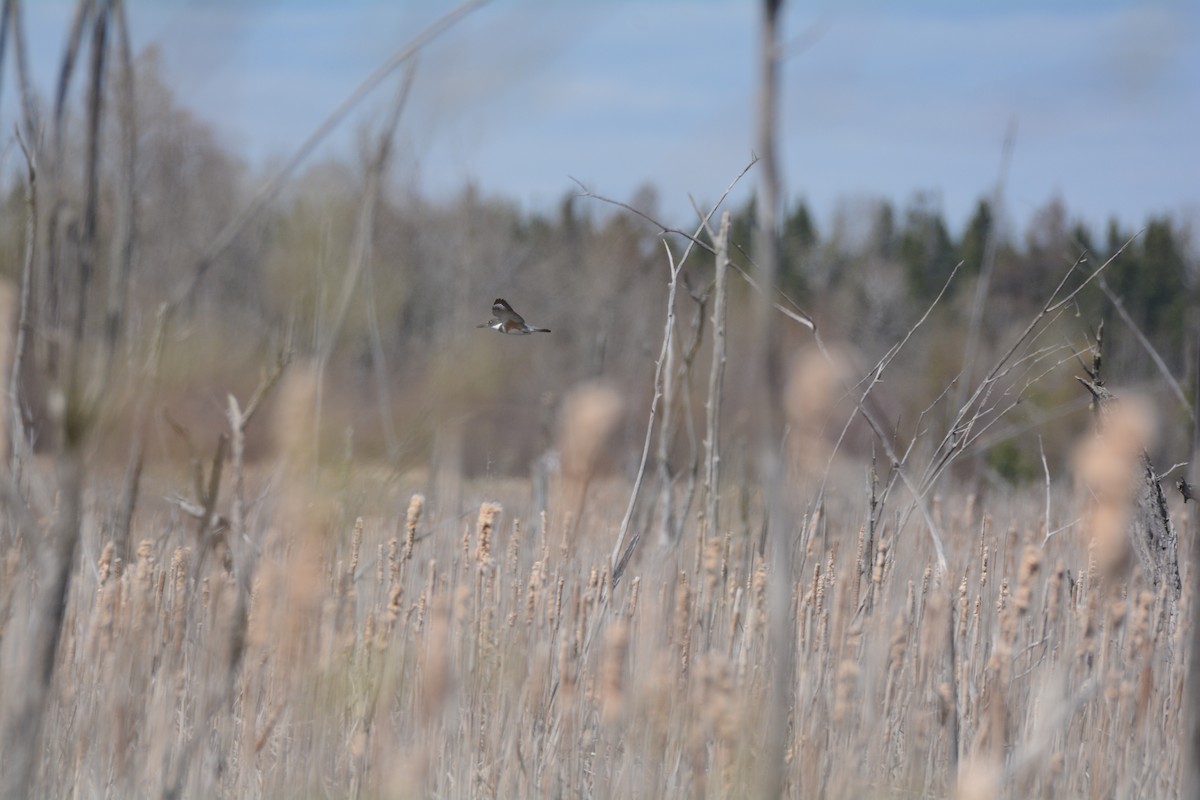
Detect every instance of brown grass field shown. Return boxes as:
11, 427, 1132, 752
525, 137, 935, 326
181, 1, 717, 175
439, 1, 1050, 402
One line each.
0, 3, 1196, 797
1, 375, 1193, 798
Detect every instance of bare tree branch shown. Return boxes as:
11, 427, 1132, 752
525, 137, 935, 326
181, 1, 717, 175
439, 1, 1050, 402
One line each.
229, 344, 292, 546
956, 119, 1016, 413
571, 154, 757, 261
1094, 273, 1194, 424
52, 0, 93, 156
0, 3, 12, 125
654, 270, 678, 546
2, 8, 110, 790
9, 0, 41, 141
94, 0, 136, 398
704, 212, 731, 537
913, 237, 1137, 501
577, 157, 758, 572
8, 128, 35, 478
612, 240, 681, 583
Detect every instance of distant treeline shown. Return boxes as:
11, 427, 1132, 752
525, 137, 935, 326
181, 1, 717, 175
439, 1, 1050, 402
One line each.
719, 191, 1195, 376
0, 48, 1194, 476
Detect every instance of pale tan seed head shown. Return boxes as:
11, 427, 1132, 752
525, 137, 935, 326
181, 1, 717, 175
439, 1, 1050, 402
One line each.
475, 502, 501, 568
955, 758, 1000, 800
600, 619, 629, 725
404, 493, 424, 562
1073, 394, 1155, 584
1013, 544, 1042, 617
783, 344, 854, 476
559, 381, 623, 481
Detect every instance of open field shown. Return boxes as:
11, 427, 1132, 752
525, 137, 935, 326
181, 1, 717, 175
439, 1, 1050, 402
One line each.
1, 427, 1195, 797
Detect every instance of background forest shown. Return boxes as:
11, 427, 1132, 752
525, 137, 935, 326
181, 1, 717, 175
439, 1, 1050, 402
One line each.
1, 48, 1194, 488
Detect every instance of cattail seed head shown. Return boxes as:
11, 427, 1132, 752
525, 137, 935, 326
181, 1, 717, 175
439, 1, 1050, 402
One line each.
475, 502, 501, 568
404, 494, 424, 562
600, 620, 629, 725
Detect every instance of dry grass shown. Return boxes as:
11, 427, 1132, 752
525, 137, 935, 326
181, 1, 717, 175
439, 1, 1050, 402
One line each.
2, 4, 1192, 797
0, 448, 1193, 797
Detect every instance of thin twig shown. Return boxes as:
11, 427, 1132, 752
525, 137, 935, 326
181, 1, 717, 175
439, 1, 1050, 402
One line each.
9, 127, 35, 479
956, 119, 1016, 413
52, 0, 93, 157
194, 433, 230, 567
9, 0, 40, 141
1158, 462, 1188, 482
921, 237, 1138, 493
654, 272, 678, 545
611, 240, 681, 582
1042, 516, 1082, 544
1039, 434, 1051, 537
1094, 273, 1194, 424
0, 2, 12, 120
229, 347, 292, 543
813, 327, 950, 574
572, 154, 757, 263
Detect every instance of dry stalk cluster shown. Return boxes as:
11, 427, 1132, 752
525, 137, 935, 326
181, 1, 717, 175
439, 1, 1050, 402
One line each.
0, 468, 1190, 797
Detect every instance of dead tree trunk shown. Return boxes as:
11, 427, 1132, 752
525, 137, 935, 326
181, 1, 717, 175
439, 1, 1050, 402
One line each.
755, 1, 791, 798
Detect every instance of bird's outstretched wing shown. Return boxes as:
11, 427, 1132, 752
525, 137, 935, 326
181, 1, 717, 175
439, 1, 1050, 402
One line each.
492, 298, 525, 325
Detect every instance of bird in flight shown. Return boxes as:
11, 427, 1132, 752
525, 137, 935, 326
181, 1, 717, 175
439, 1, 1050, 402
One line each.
477, 298, 551, 335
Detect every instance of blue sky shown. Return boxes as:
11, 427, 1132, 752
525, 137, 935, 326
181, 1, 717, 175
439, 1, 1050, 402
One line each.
15, 0, 1200, 238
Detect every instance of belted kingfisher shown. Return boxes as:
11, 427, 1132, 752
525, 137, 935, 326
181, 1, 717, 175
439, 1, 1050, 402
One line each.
477, 298, 551, 335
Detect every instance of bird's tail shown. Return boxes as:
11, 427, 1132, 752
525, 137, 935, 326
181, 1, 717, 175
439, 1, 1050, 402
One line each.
531, 326, 551, 333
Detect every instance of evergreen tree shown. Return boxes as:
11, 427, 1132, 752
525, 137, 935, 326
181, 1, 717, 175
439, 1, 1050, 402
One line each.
869, 200, 897, 260
958, 198, 994, 276
783, 200, 817, 250
780, 199, 816, 297
730, 197, 756, 273
899, 192, 956, 302
1103, 216, 1190, 369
